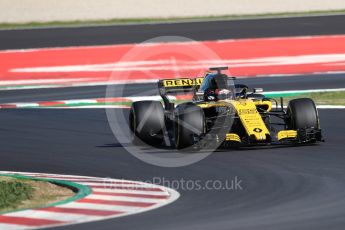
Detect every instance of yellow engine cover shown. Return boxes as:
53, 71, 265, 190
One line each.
231, 100, 270, 141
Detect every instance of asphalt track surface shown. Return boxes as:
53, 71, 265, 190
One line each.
1, 14, 345, 50
1, 15, 345, 230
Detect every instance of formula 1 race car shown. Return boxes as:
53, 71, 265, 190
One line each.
129, 67, 323, 150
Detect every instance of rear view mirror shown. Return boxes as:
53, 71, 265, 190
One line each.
253, 88, 264, 93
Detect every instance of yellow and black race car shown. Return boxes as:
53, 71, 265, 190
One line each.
129, 67, 323, 150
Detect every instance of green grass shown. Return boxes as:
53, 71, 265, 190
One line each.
0, 178, 33, 212
1, 9, 345, 30
0, 176, 75, 213
271, 91, 345, 106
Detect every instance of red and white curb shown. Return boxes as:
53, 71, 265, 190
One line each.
1, 92, 345, 109
0, 171, 180, 229
0, 96, 168, 109
0, 98, 132, 109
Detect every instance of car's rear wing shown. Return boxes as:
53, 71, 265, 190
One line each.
158, 77, 204, 93
158, 77, 204, 110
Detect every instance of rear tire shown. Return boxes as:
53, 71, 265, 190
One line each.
287, 98, 319, 129
175, 103, 205, 149
129, 101, 165, 146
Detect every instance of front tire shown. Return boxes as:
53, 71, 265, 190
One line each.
129, 101, 165, 146
175, 103, 205, 149
287, 98, 319, 129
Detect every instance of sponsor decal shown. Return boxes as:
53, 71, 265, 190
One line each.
162, 78, 203, 87
253, 128, 263, 133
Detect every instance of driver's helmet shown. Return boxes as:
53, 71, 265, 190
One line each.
200, 73, 233, 101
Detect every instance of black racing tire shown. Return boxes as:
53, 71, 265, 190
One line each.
287, 98, 319, 130
129, 101, 165, 146
175, 103, 205, 149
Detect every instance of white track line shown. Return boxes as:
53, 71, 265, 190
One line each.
4, 211, 96, 222
57, 203, 141, 213
81, 182, 157, 187
265, 87, 345, 95
86, 194, 165, 203
317, 105, 345, 109
0, 224, 28, 230
92, 188, 169, 195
